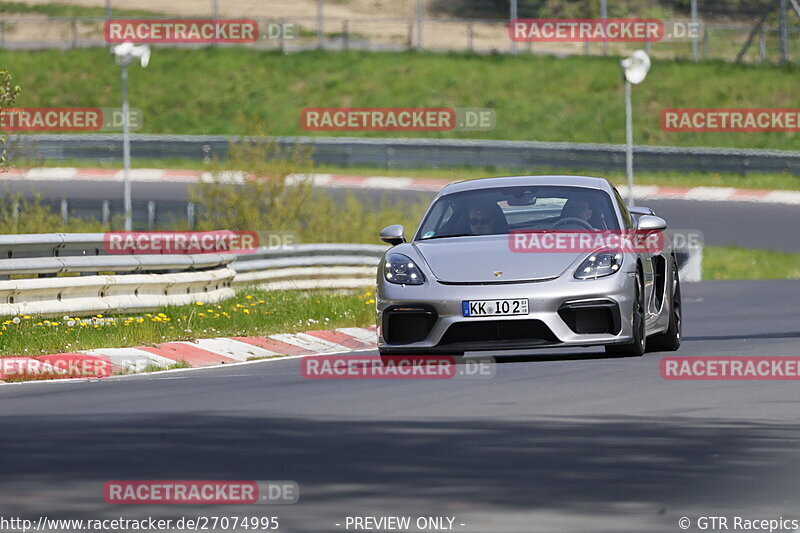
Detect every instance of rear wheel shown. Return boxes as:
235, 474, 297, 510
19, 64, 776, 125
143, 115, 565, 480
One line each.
647, 259, 682, 352
605, 270, 646, 357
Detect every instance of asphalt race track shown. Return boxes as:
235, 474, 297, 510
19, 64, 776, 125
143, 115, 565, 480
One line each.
3, 179, 799, 252
1, 280, 798, 533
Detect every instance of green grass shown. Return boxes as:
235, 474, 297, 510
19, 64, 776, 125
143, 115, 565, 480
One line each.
2, 49, 800, 150
15, 158, 800, 191
0, 287, 375, 357
703, 246, 800, 280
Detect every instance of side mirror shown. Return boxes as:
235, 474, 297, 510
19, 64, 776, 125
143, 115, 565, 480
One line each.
379, 224, 405, 246
637, 215, 667, 231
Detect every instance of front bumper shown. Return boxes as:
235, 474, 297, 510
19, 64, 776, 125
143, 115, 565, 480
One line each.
376, 272, 636, 353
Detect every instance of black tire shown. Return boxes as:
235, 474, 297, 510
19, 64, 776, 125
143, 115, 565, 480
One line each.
605, 269, 646, 357
647, 259, 682, 352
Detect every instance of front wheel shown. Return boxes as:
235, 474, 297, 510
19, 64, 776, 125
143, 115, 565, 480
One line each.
647, 259, 682, 352
605, 270, 646, 357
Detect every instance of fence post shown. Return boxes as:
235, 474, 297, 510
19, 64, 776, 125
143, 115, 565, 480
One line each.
343, 19, 349, 51
102, 200, 110, 227
12, 200, 19, 231
510, 0, 518, 55
702, 27, 709, 59
759, 27, 767, 62
779, 0, 788, 64
600, 0, 608, 56
187, 202, 196, 230
0, 23, 5, 49
690, 0, 699, 61
147, 201, 156, 229
416, 0, 423, 52
317, 0, 324, 49
71, 18, 78, 48
467, 22, 473, 51
61, 199, 69, 225
407, 23, 413, 50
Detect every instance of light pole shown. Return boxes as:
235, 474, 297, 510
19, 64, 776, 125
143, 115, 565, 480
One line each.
111, 42, 150, 231
620, 50, 650, 207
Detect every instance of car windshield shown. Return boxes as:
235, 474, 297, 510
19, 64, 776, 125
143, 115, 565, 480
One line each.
415, 185, 620, 240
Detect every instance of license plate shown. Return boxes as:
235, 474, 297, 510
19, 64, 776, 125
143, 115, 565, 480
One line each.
462, 299, 529, 317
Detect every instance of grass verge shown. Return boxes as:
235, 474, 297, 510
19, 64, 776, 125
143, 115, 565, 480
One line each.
0, 288, 375, 357
1, 49, 800, 150
703, 246, 800, 280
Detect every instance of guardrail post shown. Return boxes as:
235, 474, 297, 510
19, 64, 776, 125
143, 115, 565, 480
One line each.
187, 202, 196, 230
12, 200, 19, 231
60, 199, 69, 226
102, 200, 111, 227
317, 0, 324, 49
147, 201, 156, 229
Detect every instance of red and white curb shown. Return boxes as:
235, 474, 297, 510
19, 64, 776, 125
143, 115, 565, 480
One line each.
4, 167, 799, 205
0, 326, 377, 382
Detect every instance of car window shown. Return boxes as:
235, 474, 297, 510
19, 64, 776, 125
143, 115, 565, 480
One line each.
416, 185, 620, 239
612, 188, 633, 229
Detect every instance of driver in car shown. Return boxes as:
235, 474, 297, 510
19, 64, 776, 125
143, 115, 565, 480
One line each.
467, 203, 507, 235
558, 197, 596, 228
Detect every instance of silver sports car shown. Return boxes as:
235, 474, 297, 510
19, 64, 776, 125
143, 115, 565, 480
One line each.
376, 176, 682, 357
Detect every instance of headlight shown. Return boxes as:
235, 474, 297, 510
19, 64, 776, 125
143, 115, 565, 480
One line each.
574, 249, 623, 280
383, 253, 425, 285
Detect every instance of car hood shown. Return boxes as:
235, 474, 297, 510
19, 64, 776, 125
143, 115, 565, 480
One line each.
414, 235, 583, 283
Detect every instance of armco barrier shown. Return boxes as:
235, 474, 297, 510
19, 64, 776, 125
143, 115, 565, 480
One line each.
8, 134, 800, 174
0, 237, 385, 317
0, 235, 700, 317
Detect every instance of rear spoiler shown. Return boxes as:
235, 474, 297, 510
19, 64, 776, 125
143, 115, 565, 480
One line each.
628, 206, 655, 216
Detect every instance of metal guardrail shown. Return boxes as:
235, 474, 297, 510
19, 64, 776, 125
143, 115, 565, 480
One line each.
0, 236, 385, 316
9, 134, 800, 175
